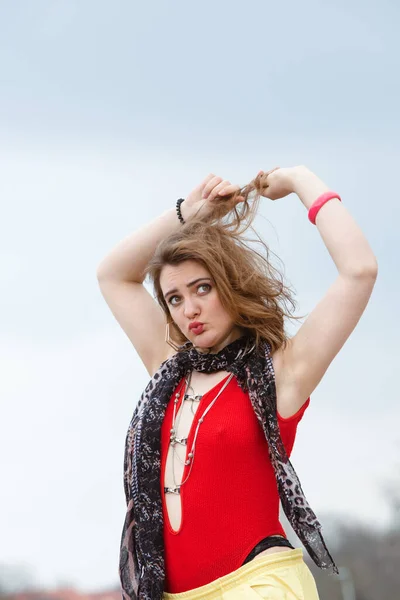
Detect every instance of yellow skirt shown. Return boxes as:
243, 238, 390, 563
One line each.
163, 548, 319, 600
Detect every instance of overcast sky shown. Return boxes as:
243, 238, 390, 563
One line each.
1, 0, 399, 593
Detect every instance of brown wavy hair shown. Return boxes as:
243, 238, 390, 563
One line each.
144, 172, 302, 355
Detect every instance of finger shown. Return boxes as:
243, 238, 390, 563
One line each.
202, 175, 223, 199
201, 173, 217, 185
197, 173, 216, 193
208, 179, 231, 202
218, 183, 241, 196
257, 167, 280, 192
256, 167, 280, 179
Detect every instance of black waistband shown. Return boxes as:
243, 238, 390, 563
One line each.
242, 535, 295, 566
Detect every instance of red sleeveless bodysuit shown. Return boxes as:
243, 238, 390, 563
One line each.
160, 374, 310, 593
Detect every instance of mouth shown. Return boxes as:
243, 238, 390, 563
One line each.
190, 324, 205, 335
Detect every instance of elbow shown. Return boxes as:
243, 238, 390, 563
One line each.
346, 258, 378, 281
96, 262, 113, 281
96, 265, 106, 281
361, 256, 379, 280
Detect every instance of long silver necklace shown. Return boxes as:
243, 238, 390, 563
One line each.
164, 339, 255, 495
164, 370, 234, 495
169, 371, 201, 467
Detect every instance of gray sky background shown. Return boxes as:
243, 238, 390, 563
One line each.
1, 0, 399, 593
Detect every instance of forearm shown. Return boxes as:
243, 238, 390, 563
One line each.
96, 203, 192, 283
291, 167, 378, 278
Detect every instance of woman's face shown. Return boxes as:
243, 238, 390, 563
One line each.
160, 260, 245, 353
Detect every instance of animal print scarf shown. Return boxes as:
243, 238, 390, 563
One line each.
118, 334, 338, 600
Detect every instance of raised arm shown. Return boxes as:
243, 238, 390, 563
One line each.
96, 174, 244, 375
263, 166, 378, 417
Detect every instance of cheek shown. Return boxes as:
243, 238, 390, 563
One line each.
209, 295, 228, 318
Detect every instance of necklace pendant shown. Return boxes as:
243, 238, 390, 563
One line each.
184, 394, 202, 402
175, 436, 188, 446
164, 486, 181, 495
170, 434, 187, 447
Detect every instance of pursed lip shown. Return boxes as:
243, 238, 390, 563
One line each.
188, 321, 204, 331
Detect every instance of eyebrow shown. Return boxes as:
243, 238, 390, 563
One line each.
163, 277, 212, 299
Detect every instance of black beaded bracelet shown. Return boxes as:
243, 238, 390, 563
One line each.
176, 198, 186, 225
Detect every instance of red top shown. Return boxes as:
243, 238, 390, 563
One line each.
160, 374, 310, 593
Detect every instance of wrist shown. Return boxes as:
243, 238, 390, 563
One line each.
180, 198, 209, 223
289, 165, 315, 189
176, 198, 186, 224
179, 199, 195, 223
289, 166, 330, 210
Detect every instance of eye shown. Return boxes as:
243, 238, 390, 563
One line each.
168, 295, 179, 306
198, 283, 211, 294
168, 283, 211, 306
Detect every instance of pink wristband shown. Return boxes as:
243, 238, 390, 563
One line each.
308, 191, 342, 224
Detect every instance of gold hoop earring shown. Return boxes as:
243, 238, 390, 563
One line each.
165, 321, 183, 352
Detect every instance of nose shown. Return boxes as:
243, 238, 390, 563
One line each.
183, 297, 200, 319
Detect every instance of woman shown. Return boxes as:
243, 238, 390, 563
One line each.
97, 165, 378, 600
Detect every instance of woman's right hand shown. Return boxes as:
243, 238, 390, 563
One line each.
182, 174, 245, 220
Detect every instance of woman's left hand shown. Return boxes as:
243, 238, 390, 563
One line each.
257, 166, 302, 201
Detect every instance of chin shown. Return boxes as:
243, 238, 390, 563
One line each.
194, 332, 223, 352
192, 337, 213, 348
190, 331, 214, 347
